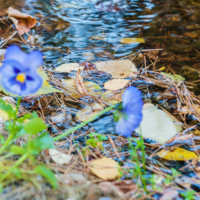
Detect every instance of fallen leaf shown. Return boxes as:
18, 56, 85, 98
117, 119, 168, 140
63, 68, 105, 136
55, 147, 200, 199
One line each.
161, 72, 185, 83
55, 63, 84, 73
89, 157, 119, 180
158, 66, 165, 71
157, 148, 198, 161
75, 69, 87, 96
120, 38, 145, 44
95, 60, 137, 78
62, 79, 100, 98
104, 79, 129, 90
7, 7, 37, 35
49, 149, 72, 165
76, 103, 104, 122
136, 103, 182, 144
102, 90, 123, 104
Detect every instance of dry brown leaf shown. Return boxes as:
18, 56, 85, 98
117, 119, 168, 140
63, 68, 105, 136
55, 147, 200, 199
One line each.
95, 60, 137, 78
7, 7, 37, 35
75, 69, 87, 96
89, 157, 119, 181
104, 79, 129, 90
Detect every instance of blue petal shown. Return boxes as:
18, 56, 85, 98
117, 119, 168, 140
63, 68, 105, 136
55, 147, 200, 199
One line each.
21, 72, 43, 95
116, 113, 142, 137
1, 76, 21, 95
5, 45, 27, 65
24, 51, 43, 71
0, 60, 23, 76
122, 86, 143, 114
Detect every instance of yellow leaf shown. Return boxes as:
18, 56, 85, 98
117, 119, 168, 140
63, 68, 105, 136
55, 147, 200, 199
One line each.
158, 66, 165, 71
89, 157, 120, 180
120, 38, 145, 44
157, 148, 198, 161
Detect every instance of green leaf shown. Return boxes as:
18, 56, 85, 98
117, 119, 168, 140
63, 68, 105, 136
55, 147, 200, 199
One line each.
29, 133, 54, 155
35, 166, 58, 189
17, 113, 36, 124
0, 98, 15, 119
10, 145, 26, 155
24, 118, 46, 135
161, 72, 185, 82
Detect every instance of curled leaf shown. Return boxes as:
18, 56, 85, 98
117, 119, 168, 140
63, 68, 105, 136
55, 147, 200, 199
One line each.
75, 69, 87, 96
7, 7, 37, 35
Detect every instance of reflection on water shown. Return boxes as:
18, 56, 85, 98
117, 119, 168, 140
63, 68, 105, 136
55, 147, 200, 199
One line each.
1, 0, 156, 65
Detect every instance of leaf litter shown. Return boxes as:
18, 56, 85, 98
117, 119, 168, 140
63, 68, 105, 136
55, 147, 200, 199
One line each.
2, 2, 200, 200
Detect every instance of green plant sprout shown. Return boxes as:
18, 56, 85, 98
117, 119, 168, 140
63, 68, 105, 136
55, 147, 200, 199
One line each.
86, 132, 107, 149
180, 190, 195, 200
164, 168, 180, 185
128, 135, 148, 193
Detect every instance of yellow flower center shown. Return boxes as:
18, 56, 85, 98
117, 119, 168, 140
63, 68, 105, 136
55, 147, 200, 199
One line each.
16, 73, 26, 83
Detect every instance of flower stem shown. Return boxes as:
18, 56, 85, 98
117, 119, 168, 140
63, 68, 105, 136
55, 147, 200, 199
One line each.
0, 97, 21, 155
0, 153, 28, 182
53, 104, 116, 141
0, 134, 14, 155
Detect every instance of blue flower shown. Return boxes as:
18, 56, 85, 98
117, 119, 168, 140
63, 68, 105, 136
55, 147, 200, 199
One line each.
0, 45, 43, 96
115, 86, 143, 137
